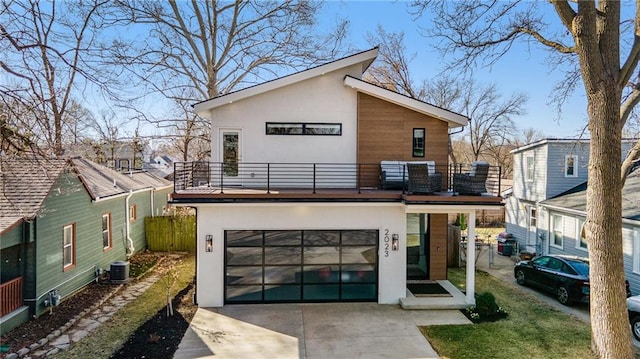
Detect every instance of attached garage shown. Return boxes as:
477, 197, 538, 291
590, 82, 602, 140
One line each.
225, 229, 378, 303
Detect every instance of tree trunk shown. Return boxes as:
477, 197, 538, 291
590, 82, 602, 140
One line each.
587, 87, 632, 358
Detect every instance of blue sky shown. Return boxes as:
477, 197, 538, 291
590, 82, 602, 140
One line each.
321, 1, 590, 138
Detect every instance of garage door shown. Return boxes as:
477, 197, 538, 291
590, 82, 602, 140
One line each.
225, 230, 378, 303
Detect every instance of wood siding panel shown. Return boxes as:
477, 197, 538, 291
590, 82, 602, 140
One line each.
32, 172, 161, 317
429, 214, 448, 280
357, 93, 450, 187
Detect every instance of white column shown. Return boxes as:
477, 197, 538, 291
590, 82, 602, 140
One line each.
466, 210, 476, 305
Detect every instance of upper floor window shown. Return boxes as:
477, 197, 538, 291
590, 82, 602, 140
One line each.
576, 218, 587, 250
102, 213, 112, 250
63, 223, 76, 270
525, 155, 534, 182
266, 122, 341, 136
413, 128, 425, 157
551, 214, 564, 248
565, 155, 578, 177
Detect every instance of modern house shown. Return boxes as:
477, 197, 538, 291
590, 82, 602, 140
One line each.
537, 168, 640, 294
506, 138, 636, 254
171, 48, 503, 309
0, 157, 172, 334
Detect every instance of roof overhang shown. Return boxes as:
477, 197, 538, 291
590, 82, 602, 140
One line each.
343, 76, 469, 128
194, 48, 379, 116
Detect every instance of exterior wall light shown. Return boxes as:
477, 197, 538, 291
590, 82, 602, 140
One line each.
392, 234, 399, 251
205, 235, 213, 252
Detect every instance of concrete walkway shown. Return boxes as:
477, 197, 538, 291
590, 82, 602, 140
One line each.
174, 303, 470, 359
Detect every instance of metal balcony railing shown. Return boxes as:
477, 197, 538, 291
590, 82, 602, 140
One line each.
173, 162, 502, 196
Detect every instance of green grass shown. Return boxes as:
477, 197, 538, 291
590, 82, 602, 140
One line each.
56, 255, 195, 359
421, 268, 594, 359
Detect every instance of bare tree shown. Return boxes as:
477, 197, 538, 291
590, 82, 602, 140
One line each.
1, 0, 110, 156
107, 0, 347, 160
456, 79, 527, 161
365, 28, 527, 165
415, 1, 640, 356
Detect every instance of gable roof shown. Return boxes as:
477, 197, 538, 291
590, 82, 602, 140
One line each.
343, 76, 468, 128
0, 157, 172, 234
70, 157, 172, 200
540, 169, 640, 222
193, 48, 379, 115
0, 157, 68, 234
511, 138, 639, 154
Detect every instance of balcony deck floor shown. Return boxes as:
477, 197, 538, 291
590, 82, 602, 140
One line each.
172, 186, 503, 205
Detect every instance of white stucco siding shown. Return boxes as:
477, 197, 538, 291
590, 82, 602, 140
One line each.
208, 64, 363, 164
195, 203, 406, 307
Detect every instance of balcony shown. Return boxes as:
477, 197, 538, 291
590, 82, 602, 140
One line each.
1, 276, 23, 317
172, 162, 503, 205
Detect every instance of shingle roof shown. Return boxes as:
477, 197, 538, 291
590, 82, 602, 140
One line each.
541, 169, 640, 221
0, 157, 173, 234
0, 157, 68, 233
69, 157, 171, 200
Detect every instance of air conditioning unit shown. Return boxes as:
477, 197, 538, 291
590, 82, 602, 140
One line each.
110, 261, 130, 283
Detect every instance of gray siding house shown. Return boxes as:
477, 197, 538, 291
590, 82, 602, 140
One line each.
0, 157, 172, 335
539, 169, 640, 295
505, 138, 635, 254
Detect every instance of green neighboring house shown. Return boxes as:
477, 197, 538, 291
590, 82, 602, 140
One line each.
0, 157, 172, 335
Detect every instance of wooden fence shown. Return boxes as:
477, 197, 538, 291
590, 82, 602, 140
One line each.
145, 215, 196, 252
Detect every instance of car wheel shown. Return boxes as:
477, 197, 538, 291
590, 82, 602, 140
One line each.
515, 270, 526, 285
557, 285, 571, 305
632, 316, 640, 341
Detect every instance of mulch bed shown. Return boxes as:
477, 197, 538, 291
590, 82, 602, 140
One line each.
109, 283, 197, 359
0, 251, 164, 357
0, 282, 115, 356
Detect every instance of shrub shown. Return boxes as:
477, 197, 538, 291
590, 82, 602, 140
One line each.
463, 291, 508, 323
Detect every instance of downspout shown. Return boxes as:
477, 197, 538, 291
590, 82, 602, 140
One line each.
125, 190, 135, 257
125, 188, 149, 257
150, 189, 155, 218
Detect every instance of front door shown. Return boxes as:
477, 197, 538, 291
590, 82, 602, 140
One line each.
407, 213, 428, 280
220, 129, 241, 185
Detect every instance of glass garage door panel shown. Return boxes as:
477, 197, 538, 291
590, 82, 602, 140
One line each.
225, 230, 378, 303
227, 230, 263, 246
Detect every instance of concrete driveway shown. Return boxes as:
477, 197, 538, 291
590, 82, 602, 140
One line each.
173, 303, 470, 359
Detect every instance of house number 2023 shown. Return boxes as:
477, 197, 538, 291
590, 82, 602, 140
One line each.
384, 229, 390, 257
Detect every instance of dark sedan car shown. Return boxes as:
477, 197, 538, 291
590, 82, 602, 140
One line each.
514, 255, 631, 305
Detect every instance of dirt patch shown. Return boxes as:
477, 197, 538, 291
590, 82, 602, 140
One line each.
109, 283, 197, 358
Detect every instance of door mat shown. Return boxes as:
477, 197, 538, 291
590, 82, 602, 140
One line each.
407, 283, 452, 297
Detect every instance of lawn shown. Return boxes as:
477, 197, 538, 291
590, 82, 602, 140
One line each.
421, 268, 594, 359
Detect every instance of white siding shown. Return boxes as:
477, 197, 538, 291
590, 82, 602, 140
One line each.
208, 64, 362, 164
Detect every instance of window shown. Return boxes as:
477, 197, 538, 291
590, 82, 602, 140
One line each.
63, 224, 75, 270
102, 213, 112, 250
412, 128, 425, 157
576, 218, 588, 250
129, 204, 137, 222
525, 155, 534, 181
551, 214, 564, 248
529, 207, 537, 227
265, 122, 342, 136
634, 229, 640, 274
565, 155, 578, 177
